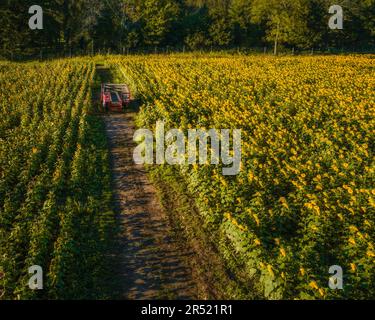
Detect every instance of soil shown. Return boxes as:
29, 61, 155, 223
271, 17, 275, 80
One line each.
103, 112, 198, 299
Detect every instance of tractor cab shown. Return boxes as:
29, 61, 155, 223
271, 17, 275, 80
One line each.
101, 83, 131, 112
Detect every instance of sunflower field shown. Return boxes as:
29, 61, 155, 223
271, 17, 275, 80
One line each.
0, 58, 116, 299
111, 54, 374, 299
0, 53, 373, 300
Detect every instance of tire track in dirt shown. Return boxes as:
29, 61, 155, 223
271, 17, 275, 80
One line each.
103, 111, 198, 299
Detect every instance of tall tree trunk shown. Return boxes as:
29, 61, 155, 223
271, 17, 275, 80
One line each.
274, 20, 280, 55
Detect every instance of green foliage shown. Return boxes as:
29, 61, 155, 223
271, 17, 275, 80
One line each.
1, 0, 374, 58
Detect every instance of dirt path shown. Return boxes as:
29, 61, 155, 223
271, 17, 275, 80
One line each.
103, 111, 198, 300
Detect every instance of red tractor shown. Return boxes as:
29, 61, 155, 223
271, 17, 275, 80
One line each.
101, 83, 131, 112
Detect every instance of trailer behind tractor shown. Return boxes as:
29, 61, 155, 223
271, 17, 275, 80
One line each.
101, 83, 131, 112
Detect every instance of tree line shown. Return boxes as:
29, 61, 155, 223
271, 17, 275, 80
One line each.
0, 0, 374, 58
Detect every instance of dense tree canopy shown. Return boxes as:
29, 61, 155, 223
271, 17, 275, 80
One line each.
0, 0, 373, 57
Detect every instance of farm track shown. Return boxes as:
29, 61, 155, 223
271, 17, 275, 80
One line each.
97, 67, 198, 299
